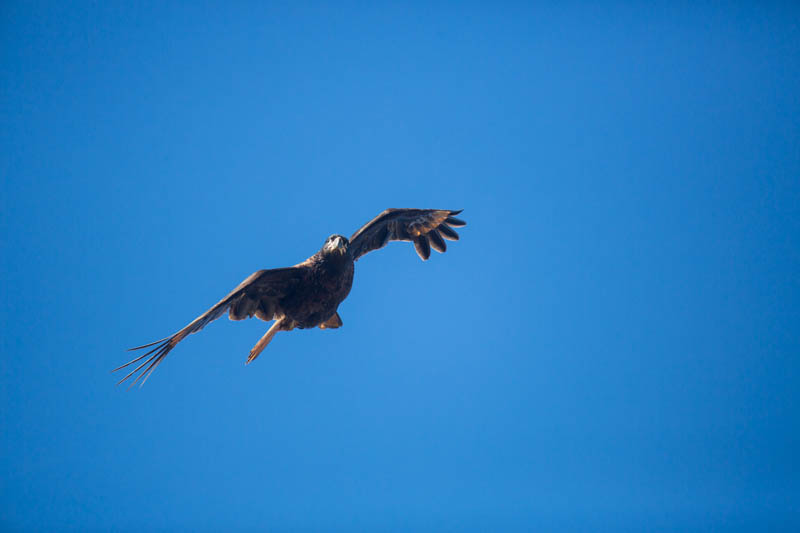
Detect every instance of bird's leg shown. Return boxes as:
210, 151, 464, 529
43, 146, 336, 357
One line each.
246, 318, 291, 364
319, 312, 343, 329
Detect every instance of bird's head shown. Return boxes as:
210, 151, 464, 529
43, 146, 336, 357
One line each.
322, 234, 349, 256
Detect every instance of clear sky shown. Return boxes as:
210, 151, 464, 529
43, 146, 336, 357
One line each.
2, 2, 798, 531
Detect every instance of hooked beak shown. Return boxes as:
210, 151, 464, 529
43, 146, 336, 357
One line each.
326, 236, 346, 254
334, 236, 346, 254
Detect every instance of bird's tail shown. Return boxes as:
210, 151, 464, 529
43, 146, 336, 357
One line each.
246, 318, 290, 364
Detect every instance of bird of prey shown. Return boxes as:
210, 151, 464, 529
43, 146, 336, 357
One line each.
114, 208, 466, 386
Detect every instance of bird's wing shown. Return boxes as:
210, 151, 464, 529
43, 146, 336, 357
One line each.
349, 208, 465, 261
113, 267, 305, 387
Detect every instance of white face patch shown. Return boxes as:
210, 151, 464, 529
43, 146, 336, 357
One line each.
324, 236, 347, 253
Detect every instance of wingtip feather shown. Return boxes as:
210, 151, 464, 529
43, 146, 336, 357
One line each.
438, 224, 460, 241
127, 335, 171, 351
429, 229, 447, 253
414, 235, 431, 260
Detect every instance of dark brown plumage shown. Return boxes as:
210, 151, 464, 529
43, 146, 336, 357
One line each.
114, 208, 465, 386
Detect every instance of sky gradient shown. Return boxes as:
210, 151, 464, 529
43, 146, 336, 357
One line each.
2, 2, 799, 531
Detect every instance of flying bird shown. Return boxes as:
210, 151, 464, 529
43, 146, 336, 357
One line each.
114, 208, 466, 386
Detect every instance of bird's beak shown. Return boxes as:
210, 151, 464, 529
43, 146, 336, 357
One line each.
326, 236, 346, 254
334, 236, 346, 253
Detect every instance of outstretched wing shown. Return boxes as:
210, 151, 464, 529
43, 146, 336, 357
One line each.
113, 267, 305, 387
349, 208, 466, 261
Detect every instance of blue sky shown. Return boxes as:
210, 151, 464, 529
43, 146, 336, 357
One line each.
1, 2, 798, 531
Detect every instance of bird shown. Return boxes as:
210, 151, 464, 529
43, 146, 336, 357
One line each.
114, 208, 466, 386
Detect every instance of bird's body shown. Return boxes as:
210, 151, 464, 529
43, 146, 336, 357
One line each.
283, 243, 354, 329
115, 208, 465, 386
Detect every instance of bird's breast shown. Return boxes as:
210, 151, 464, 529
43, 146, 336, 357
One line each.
282, 256, 353, 328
